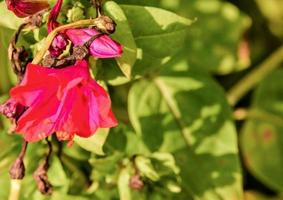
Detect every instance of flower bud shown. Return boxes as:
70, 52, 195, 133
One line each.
95, 15, 116, 34
129, 174, 144, 190
0, 99, 25, 120
33, 164, 53, 195
9, 157, 25, 179
5, 0, 49, 18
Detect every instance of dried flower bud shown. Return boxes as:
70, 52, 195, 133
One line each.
73, 45, 89, 60
33, 164, 53, 195
0, 99, 25, 120
42, 54, 56, 67
5, 0, 49, 18
95, 15, 116, 34
129, 174, 144, 190
9, 157, 25, 179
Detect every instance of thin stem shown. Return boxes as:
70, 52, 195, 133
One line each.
9, 180, 21, 200
227, 45, 283, 106
32, 18, 101, 65
8, 141, 28, 200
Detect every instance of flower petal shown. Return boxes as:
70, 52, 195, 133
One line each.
66, 28, 123, 58
6, 0, 49, 18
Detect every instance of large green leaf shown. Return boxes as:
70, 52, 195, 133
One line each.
241, 69, 283, 192
104, 1, 137, 79
128, 56, 242, 200
119, 0, 251, 75
99, 4, 192, 85
178, 0, 251, 74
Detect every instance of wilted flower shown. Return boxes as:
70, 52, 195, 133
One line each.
7, 59, 117, 142
66, 28, 123, 58
0, 98, 25, 120
5, 0, 49, 18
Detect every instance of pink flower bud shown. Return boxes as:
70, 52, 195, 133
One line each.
0, 98, 25, 120
66, 28, 123, 58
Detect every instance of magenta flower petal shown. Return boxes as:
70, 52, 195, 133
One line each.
5, 0, 49, 18
9, 60, 117, 142
47, 0, 62, 32
66, 28, 123, 58
47, 0, 68, 57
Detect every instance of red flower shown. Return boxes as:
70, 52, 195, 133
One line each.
5, 0, 49, 18
8, 60, 117, 142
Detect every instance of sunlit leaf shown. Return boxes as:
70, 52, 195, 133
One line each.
74, 128, 109, 155
241, 69, 283, 192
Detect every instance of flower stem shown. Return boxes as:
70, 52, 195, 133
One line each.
227, 45, 283, 106
32, 18, 101, 65
9, 180, 21, 200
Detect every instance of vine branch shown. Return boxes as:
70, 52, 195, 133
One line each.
227, 45, 283, 106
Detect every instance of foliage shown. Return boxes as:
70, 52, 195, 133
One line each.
0, 0, 283, 200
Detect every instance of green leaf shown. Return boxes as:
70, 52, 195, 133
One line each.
135, 155, 160, 181
0, 26, 14, 93
100, 4, 192, 84
182, 0, 251, 74
121, 4, 192, 58
255, 0, 283, 38
241, 69, 283, 192
104, 1, 137, 79
0, 2, 24, 30
48, 156, 68, 187
74, 128, 109, 155
128, 56, 242, 199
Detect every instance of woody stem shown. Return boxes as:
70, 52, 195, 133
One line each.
32, 18, 103, 65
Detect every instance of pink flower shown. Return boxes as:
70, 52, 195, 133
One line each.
47, 0, 68, 57
5, 0, 49, 18
66, 28, 123, 58
8, 60, 117, 142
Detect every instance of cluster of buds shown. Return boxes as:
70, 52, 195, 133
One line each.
1, 0, 123, 195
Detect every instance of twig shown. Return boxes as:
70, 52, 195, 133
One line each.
227, 45, 283, 106
32, 18, 104, 65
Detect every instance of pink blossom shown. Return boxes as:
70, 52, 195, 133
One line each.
66, 28, 123, 58
9, 60, 117, 142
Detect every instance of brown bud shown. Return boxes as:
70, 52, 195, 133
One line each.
9, 157, 25, 180
33, 164, 52, 195
42, 54, 56, 67
73, 45, 89, 60
129, 174, 144, 190
95, 15, 116, 34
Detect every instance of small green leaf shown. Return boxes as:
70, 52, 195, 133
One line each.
74, 128, 109, 155
135, 156, 160, 181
